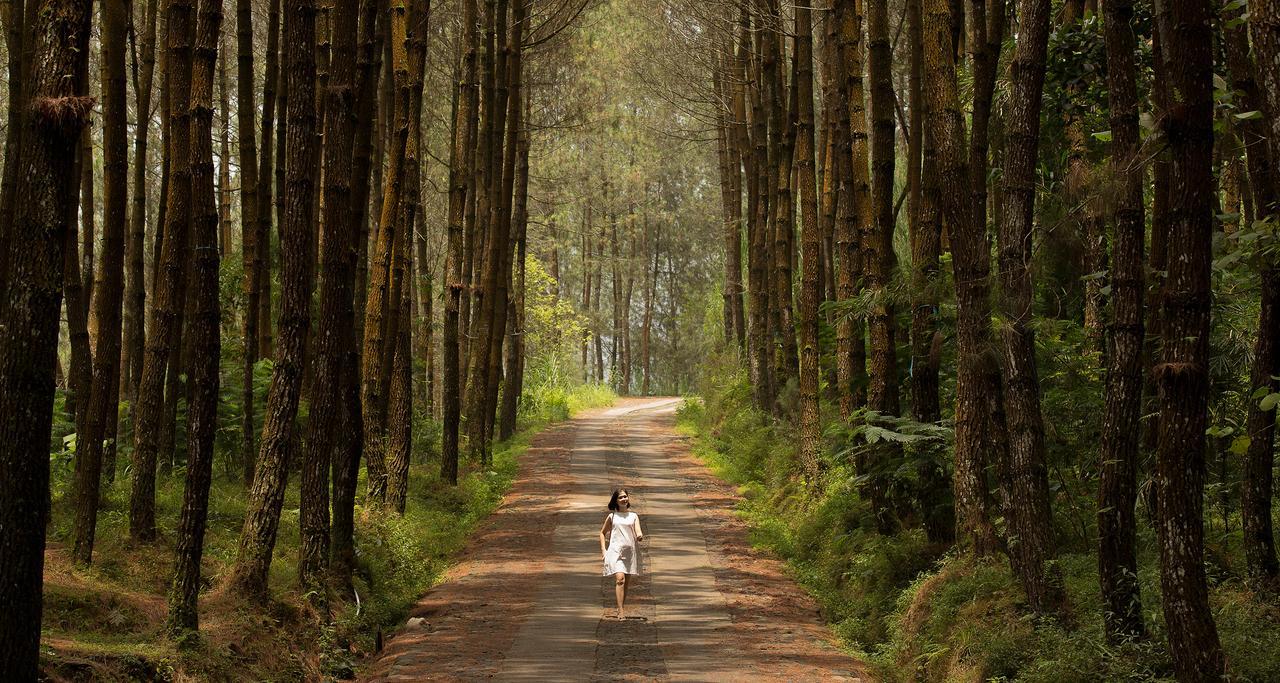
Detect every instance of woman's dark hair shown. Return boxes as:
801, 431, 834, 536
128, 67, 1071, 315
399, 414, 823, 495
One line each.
608, 488, 630, 512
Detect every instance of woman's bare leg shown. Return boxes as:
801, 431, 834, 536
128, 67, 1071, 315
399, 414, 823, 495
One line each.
614, 572, 627, 617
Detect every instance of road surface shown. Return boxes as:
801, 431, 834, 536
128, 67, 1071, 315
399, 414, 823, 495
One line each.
361, 397, 869, 682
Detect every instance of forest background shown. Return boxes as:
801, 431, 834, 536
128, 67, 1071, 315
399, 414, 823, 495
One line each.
1, 0, 1279, 680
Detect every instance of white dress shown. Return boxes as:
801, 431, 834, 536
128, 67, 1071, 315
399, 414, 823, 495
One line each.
602, 511, 641, 576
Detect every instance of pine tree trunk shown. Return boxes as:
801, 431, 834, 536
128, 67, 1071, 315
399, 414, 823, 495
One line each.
746, 6, 774, 410
254, 0, 281, 369
442, 0, 477, 485
1243, 0, 1280, 588
131, 0, 197, 543
299, 0, 359, 592
72, 0, 130, 564
123, 0, 159, 459
865, 0, 901, 531
362, 0, 423, 499
1097, 0, 1146, 641
218, 41, 232, 255
1153, 0, 1225, 673
482, 0, 521, 444
794, 0, 821, 482
236, 0, 261, 487
764, 0, 797, 393
996, 0, 1065, 617
385, 280, 414, 513
79, 126, 95, 320
905, 0, 951, 544
166, 0, 223, 632
923, 0, 998, 555
65, 140, 93, 475
833, 0, 869, 417
230, 0, 318, 601
0, 0, 25, 300
499, 100, 529, 441
0, 0, 93, 672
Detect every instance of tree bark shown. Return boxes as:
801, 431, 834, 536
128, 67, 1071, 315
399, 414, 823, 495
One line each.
746, 6, 774, 410
65, 139, 94, 485
0, 0, 93, 672
794, 0, 821, 483
385, 276, 414, 513
996, 0, 1065, 617
833, 0, 869, 417
1153, 0, 1225, 674
442, 0, 476, 485
253, 0, 280, 377
499, 104, 529, 441
0, 0, 26, 301
131, 0, 196, 542
298, 0, 359, 592
362, 0, 423, 499
923, 0, 998, 555
905, 0, 952, 544
72, 0, 130, 565
166, 0, 223, 633
866, 0, 901, 532
1096, 0, 1146, 641
236, 0, 261, 487
229, 0, 318, 601
1244, 0, 1280, 588
122, 0, 159, 469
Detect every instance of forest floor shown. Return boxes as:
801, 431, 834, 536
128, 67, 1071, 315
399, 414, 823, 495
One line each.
361, 397, 869, 682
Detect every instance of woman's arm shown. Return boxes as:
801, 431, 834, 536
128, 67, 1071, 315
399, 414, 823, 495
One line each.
635, 515, 644, 542
600, 515, 613, 555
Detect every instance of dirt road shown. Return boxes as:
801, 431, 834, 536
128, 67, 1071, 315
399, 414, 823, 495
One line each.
361, 398, 869, 681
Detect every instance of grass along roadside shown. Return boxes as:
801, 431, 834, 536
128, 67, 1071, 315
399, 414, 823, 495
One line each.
675, 369, 1280, 682
40, 383, 616, 681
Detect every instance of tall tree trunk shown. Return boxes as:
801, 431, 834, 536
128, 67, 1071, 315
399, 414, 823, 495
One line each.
65, 140, 93, 478
385, 278, 414, 513
362, 0, 421, 500
72, 0, 130, 564
229, 0, 318, 601
0, 0, 25, 301
217, 40, 232, 255
442, 0, 477, 485
330, 0, 383, 591
923, 0, 998, 555
265, 25, 287, 360
236, 0, 261, 487
254, 0, 281, 369
481, 0, 520, 445
1153, 0, 1225, 674
79, 125, 95, 319
746, 7, 774, 410
866, 0, 901, 532
0, 0, 93, 672
123, 0, 159, 469
1243, 0, 1280, 588
642, 224, 659, 395
764, 0, 797, 393
905, 0, 951, 544
795, 0, 821, 482
499, 105, 529, 441
299, 0, 358, 592
1096, 0, 1146, 641
996, 0, 1065, 617
166, 0, 223, 632
833, 0, 868, 417
131, 0, 197, 542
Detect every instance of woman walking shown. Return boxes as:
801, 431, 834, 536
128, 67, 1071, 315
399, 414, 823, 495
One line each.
600, 488, 644, 619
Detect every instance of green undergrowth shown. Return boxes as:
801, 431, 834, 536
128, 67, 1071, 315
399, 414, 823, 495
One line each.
677, 363, 1280, 682
41, 382, 615, 682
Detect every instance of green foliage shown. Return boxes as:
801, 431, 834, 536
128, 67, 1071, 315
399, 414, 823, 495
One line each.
681, 349, 1280, 681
